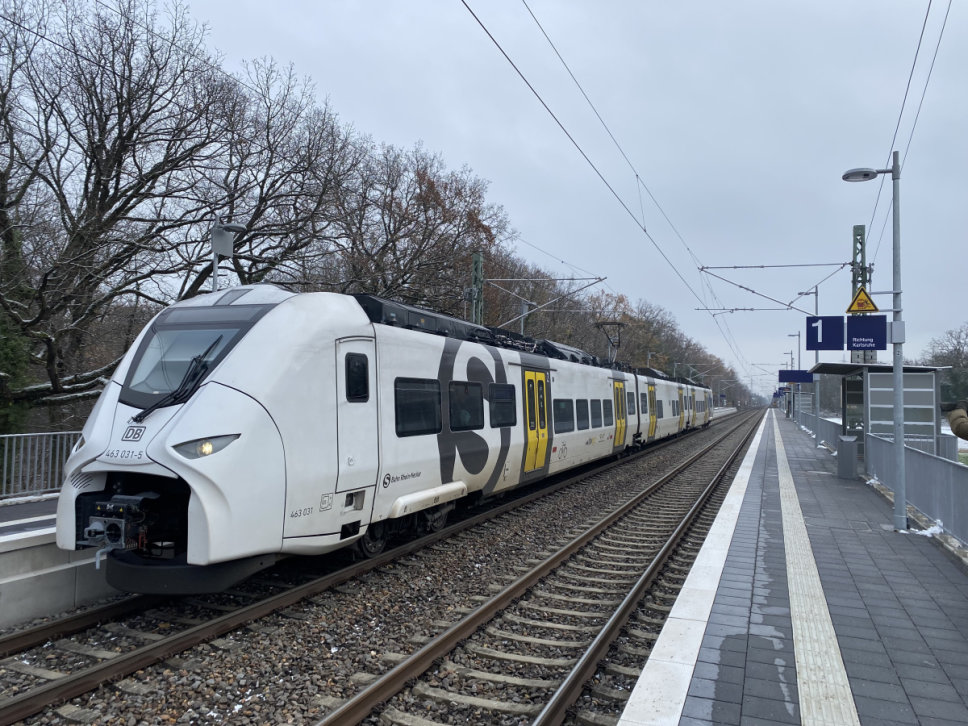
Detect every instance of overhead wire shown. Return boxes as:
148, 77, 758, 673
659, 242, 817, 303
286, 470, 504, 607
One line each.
460, 1, 710, 312
866, 1, 954, 267
97, 0, 754, 381
512, 1, 755, 376
869, 0, 950, 264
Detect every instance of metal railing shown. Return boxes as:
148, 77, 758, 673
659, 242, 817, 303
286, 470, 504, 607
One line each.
865, 433, 968, 546
1, 432, 81, 499
790, 409, 968, 546
792, 409, 843, 452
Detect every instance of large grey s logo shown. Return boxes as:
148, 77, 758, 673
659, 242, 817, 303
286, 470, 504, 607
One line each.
436, 338, 510, 495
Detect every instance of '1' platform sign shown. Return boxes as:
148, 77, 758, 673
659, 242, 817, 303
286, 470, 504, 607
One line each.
806, 316, 845, 351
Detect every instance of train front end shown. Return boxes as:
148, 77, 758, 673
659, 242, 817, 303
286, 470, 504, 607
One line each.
56, 286, 293, 594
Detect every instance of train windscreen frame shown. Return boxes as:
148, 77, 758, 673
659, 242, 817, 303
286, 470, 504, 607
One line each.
119, 304, 274, 410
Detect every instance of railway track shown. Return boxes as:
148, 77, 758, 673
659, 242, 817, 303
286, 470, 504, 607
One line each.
323, 410, 761, 725
0, 411, 758, 724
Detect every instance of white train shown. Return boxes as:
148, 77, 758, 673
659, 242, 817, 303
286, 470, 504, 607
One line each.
56, 286, 712, 593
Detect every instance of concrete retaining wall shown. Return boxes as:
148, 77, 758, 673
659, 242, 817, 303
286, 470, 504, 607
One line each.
0, 530, 119, 628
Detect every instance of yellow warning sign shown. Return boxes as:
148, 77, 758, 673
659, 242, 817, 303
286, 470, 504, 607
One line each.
847, 287, 878, 313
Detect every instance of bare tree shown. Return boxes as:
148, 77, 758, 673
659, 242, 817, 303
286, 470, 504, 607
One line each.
920, 322, 968, 401
327, 142, 510, 310
177, 59, 361, 296
0, 2, 361, 413
1, 0, 230, 407
0, 0, 740, 432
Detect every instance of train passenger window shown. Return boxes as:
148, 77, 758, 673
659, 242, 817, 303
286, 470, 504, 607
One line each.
527, 380, 536, 431
394, 378, 441, 437
603, 399, 614, 426
489, 383, 516, 428
657, 400, 664, 418
449, 381, 484, 431
576, 400, 589, 430
345, 353, 368, 402
627, 391, 636, 416
537, 380, 547, 429
640, 393, 648, 414
591, 400, 602, 428
553, 399, 574, 433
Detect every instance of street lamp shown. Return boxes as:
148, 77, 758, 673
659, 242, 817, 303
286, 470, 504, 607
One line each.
843, 150, 905, 531
788, 332, 801, 421
787, 332, 801, 369
799, 287, 821, 432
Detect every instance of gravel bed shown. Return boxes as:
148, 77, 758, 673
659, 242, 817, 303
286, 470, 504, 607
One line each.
15, 424, 737, 724
0, 666, 38, 699
0, 593, 131, 638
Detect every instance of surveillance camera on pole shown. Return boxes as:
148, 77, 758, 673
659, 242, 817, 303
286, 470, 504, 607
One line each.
210, 220, 247, 293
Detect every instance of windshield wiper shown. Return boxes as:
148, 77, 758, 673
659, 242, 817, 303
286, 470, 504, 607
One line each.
131, 335, 223, 424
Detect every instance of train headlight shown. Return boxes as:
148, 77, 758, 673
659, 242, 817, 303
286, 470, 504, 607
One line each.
173, 434, 240, 459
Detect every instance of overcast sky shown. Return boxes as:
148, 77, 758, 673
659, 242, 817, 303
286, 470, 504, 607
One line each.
192, 1, 965, 397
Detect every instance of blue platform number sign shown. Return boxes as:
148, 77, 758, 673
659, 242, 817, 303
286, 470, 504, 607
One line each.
847, 315, 887, 350
806, 316, 845, 351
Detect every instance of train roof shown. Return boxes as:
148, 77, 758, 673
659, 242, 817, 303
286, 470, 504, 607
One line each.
353, 293, 604, 364
351, 293, 708, 389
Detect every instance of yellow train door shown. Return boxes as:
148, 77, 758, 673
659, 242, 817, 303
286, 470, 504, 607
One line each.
613, 380, 626, 448
677, 387, 685, 431
524, 370, 549, 472
648, 385, 657, 439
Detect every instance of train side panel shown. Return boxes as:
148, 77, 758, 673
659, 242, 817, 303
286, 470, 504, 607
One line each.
206, 293, 383, 556
369, 327, 523, 525
543, 364, 622, 472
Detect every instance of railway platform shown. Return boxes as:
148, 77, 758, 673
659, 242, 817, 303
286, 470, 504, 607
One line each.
0, 494, 114, 628
0, 493, 56, 536
619, 408, 968, 726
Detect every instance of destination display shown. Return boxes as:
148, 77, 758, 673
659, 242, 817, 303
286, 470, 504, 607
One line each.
846, 315, 887, 350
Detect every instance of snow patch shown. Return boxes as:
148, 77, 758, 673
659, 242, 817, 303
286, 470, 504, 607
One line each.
912, 519, 944, 538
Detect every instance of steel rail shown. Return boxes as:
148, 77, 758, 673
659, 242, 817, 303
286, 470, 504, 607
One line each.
0, 416, 737, 724
533, 410, 762, 723
0, 595, 163, 658
314, 410, 762, 725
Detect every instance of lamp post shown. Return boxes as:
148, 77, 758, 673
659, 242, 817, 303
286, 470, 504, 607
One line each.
788, 332, 801, 422
784, 350, 795, 418
787, 332, 801, 369
843, 150, 905, 531
799, 286, 821, 434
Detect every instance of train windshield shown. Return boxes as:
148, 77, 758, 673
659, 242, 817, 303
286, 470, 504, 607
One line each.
119, 304, 273, 409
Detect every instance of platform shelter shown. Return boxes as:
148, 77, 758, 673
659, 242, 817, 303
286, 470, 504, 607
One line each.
808, 362, 957, 460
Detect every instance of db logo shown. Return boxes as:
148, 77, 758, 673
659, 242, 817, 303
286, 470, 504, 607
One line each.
122, 426, 146, 442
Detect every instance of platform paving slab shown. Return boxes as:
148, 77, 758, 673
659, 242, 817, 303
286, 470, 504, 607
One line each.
617, 410, 968, 726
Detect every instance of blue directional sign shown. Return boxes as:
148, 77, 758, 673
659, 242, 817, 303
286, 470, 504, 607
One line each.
847, 315, 887, 350
779, 370, 814, 383
806, 316, 845, 351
